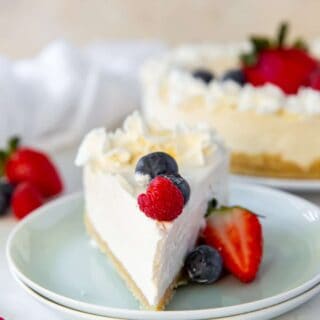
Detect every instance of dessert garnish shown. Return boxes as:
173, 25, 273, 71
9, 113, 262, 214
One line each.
192, 69, 215, 84
0, 137, 63, 219
222, 69, 246, 85
308, 68, 320, 91
160, 173, 190, 204
185, 245, 223, 284
135, 152, 178, 180
241, 22, 319, 94
136, 152, 190, 221
138, 175, 184, 221
203, 205, 263, 283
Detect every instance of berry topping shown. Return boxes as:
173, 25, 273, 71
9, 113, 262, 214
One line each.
192, 69, 214, 84
207, 198, 218, 212
307, 68, 320, 91
241, 22, 319, 94
135, 152, 178, 181
137, 176, 184, 221
12, 182, 44, 220
222, 69, 246, 85
160, 173, 190, 204
185, 245, 223, 284
1, 137, 63, 197
0, 181, 14, 216
203, 206, 263, 283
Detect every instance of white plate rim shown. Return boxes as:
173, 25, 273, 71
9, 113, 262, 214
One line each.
11, 268, 320, 320
231, 174, 320, 192
6, 184, 320, 319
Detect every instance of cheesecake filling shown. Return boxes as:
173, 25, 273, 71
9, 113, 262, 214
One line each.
141, 42, 320, 168
76, 112, 229, 307
141, 41, 320, 115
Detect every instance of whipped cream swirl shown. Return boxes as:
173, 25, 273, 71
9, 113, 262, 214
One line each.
141, 41, 320, 115
76, 112, 224, 172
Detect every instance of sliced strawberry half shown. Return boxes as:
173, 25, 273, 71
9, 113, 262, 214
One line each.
203, 206, 263, 283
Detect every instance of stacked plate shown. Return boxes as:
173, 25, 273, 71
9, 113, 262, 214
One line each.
6, 183, 320, 320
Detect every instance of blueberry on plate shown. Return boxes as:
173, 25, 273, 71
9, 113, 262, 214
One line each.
0, 181, 14, 216
135, 152, 179, 180
192, 69, 214, 84
185, 245, 223, 284
222, 69, 246, 85
160, 173, 190, 204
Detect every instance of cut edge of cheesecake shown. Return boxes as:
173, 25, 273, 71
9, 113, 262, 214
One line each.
84, 214, 181, 311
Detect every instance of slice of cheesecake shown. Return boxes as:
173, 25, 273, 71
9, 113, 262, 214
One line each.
75, 112, 229, 310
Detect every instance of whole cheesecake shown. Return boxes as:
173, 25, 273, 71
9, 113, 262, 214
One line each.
141, 24, 320, 179
76, 112, 229, 309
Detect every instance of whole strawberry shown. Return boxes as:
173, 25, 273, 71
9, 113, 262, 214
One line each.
0, 137, 63, 197
241, 23, 319, 94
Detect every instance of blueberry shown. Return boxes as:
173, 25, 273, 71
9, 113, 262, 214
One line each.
0, 181, 14, 216
135, 152, 178, 180
185, 245, 223, 284
222, 69, 246, 85
192, 69, 214, 84
160, 174, 190, 204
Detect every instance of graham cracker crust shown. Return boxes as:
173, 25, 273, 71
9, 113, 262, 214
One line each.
85, 214, 179, 311
231, 153, 320, 179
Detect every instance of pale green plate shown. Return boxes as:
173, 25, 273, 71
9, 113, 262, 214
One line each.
7, 183, 320, 320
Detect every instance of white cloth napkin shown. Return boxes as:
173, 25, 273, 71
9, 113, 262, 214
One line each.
0, 40, 165, 151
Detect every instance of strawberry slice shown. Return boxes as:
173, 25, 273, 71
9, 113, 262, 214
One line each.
203, 206, 263, 283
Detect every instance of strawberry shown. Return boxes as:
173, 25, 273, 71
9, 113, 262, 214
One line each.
0, 137, 63, 197
138, 176, 184, 221
307, 67, 320, 91
241, 22, 319, 94
203, 206, 263, 283
12, 182, 44, 219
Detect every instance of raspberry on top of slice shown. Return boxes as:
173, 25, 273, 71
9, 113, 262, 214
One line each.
135, 152, 190, 222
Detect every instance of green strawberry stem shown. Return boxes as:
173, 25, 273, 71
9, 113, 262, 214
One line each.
293, 38, 308, 50
241, 22, 308, 67
205, 198, 218, 217
205, 205, 266, 219
0, 136, 20, 177
277, 22, 288, 48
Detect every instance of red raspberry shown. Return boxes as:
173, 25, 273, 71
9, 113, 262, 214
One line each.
307, 68, 320, 90
137, 176, 184, 221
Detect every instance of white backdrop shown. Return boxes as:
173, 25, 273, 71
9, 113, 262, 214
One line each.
0, 40, 165, 151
